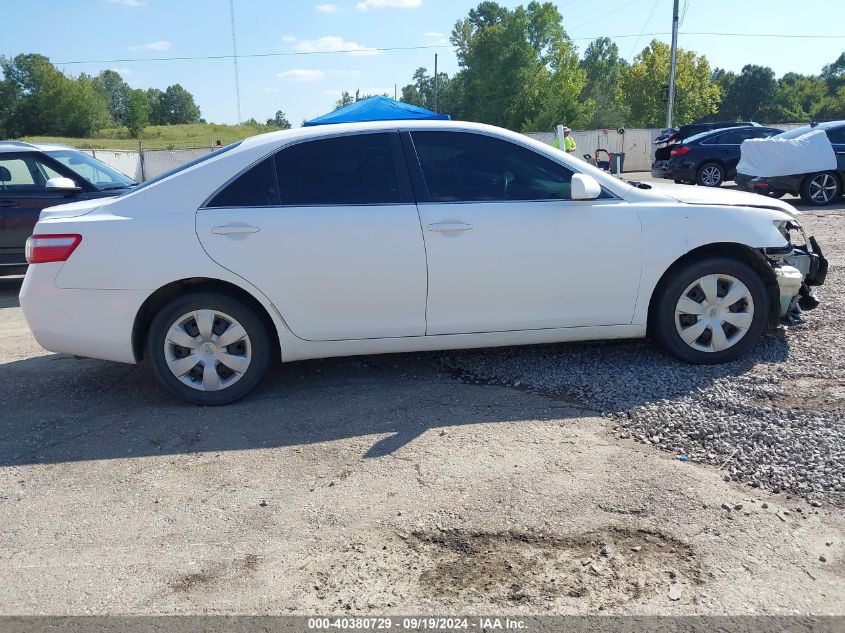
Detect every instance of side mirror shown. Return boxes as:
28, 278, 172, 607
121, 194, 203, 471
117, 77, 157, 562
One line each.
571, 173, 602, 200
45, 177, 81, 193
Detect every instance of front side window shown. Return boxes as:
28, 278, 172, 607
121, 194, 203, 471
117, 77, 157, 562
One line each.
411, 131, 575, 202
274, 133, 401, 206
0, 154, 64, 191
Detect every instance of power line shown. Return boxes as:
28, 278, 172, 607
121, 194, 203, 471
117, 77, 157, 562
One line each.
570, 0, 640, 31
54, 44, 456, 66
51, 32, 845, 66
628, 0, 661, 58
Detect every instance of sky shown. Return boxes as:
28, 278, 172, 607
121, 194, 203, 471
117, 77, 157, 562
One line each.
4, 0, 845, 126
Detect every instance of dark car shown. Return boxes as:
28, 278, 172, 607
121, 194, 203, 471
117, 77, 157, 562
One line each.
652, 121, 760, 146
735, 121, 845, 206
0, 141, 136, 275
652, 126, 783, 187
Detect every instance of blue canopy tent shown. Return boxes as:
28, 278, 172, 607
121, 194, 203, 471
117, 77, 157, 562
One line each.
303, 96, 450, 127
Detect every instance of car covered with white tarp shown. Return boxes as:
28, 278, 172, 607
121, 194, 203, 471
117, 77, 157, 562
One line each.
735, 121, 845, 205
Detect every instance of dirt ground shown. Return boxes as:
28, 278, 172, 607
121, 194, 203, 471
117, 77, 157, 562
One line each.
0, 204, 843, 616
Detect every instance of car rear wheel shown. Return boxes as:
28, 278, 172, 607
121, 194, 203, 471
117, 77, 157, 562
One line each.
800, 172, 841, 206
147, 292, 272, 405
696, 163, 724, 187
652, 257, 768, 364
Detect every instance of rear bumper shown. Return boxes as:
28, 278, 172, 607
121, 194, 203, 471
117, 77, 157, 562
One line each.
651, 160, 696, 182
19, 263, 146, 364
736, 173, 801, 196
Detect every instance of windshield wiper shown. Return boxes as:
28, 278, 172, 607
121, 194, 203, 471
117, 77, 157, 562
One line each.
98, 183, 136, 191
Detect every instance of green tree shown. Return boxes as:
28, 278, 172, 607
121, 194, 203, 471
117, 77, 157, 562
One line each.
769, 73, 829, 122
719, 64, 778, 121
400, 66, 455, 113
621, 40, 720, 127
0, 53, 108, 136
93, 69, 131, 126
159, 84, 201, 124
334, 90, 354, 110
449, 1, 580, 130
124, 88, 150, 138
146, 88, 167, 125
821, 52, 845, 94
525, 39, 592, 130
266, 110, 292, 129
580, 37, 628, 129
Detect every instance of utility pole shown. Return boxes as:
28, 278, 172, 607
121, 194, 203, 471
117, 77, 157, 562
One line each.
229, 0, 242, 124
666, 0, 680, 129
434, 53, 439, 113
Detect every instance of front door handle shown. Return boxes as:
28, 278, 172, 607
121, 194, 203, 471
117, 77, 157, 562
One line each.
212, 225, 260, 235
427, 222, 473, 233
0, 200, 19, 208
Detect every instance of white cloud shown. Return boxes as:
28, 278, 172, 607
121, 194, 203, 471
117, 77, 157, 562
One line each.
261, 87, 280, 93
110, 67, 132, 75
315, 3, 338, 12
281, 35, 298, 43
423, 31, 444, 38
292, 35, 379, 57
106, 0, 145, 6
356, 0, 421, 10
278, 69, 325, 83
129, 40, 172, 52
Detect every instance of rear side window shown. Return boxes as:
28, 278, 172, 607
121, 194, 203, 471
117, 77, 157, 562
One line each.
275, 133, 401, 205
411, 131, 575, 202
207, 157, 278, 207
713, 129, 757, 145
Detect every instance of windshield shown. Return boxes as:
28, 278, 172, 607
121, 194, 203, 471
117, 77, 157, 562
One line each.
46, 150, 136, 189
131, 141, 242, 192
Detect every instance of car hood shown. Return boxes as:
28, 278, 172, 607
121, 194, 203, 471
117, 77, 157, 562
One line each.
39, 196, 114, 220
640, 182, 799, 217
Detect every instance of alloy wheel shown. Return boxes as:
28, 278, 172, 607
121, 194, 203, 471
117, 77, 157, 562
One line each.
163, 309, 251, 391
674, 274, 755, 353
700, 165, 722, 187
808, 173, 838, 204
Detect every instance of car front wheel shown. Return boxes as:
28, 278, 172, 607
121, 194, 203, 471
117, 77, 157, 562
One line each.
696, 163, 724, 187
652, 257, 769, 364
147, 292, 272, 405
800, 172, 841, 206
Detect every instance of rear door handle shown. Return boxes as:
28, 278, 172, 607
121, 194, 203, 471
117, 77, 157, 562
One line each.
427, 222, 473, 232
0, 201, 19, 208
212, 225, 260, 235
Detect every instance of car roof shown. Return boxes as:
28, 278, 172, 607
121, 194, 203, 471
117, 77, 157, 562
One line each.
235, 119, 551, 154
0, 140, 75, 153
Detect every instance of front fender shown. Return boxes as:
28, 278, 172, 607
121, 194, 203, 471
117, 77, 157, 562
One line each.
631, 203, 791, 326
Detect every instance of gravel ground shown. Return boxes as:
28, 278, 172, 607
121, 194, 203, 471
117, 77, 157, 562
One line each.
442, 211, 845, 507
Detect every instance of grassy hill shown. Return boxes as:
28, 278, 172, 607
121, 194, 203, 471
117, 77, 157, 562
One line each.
18, 122, 284, 150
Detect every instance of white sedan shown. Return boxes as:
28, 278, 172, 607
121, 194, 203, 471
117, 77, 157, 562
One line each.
20, 121, 827, 405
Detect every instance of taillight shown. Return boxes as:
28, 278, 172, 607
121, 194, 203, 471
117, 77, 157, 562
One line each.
25, 234, 82, 264
670, 146, 690, 157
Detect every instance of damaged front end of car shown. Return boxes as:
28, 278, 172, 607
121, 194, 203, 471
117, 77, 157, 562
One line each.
763, 220, 828, 322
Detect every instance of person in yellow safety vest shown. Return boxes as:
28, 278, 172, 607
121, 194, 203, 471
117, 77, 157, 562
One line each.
551, 127, 576, 153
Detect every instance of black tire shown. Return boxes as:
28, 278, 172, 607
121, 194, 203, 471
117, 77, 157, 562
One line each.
696, 162, 724, 187
800, 171, 841, 206
652, 257, 769, 364
146, 292, 272, 405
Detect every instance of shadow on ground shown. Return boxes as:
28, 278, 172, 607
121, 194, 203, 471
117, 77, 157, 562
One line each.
0, 274, 789, 467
